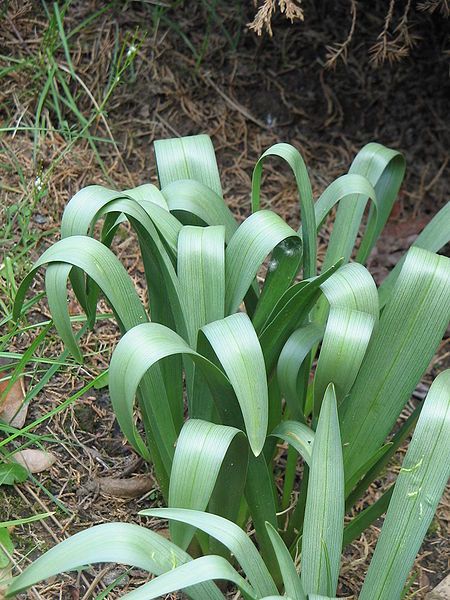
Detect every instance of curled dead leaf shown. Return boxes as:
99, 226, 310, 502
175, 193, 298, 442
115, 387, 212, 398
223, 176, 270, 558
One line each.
14, 449, 56, 474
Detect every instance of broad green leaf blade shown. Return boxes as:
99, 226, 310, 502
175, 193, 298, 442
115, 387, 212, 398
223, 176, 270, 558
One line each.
251, 143, 316, 278
123, 182, 170, 210
310, 173, 378, 271
319, 262, 379, 320
302, 384, 344, 597
108, 323, 225, 466
109, 321, 254, 481
155, 134, 223, 197
201, 313, 268, 456
178, 226, 225, 420
313, 307, 375, 413
252, 237, 303, 333
359, 370, 450, 600
142, 508, 278, 598
59, 184, 180, 322
259, 261, 342, 373
178, 225, 225, 345
244, 452, 280, 577
91, 198, 186, 334
61, 184, 174, 240
345, 405, 420, 508
169, 419, 247, 550
120, 555, 255, 600
277, 324, 323, 420
270, 421, 315, 467
6, 523, 224, 600
265, 522, 306, 600
378, 201, 450, 307
343, 486, 393, 547
13, 235, 148, 337
341, 247, 450, 482
162, 179, 238, 242
347, 142, 405, 263
313, 262, 378, 415
13, 236, 177, 492
45, 263, 83, 363
225, 210, 300, 315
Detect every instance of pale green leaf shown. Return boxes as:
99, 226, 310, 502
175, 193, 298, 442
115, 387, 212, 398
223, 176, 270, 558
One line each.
6, 523, 224, 600
265, 522, 306, 600
141, 508, 278, 598
169, 419, 247, 550
154, 134, 223, 197
360, 370, 450, 600
301, 384, 344, 597
201, 313, 268, 456
341, 247, 450, 482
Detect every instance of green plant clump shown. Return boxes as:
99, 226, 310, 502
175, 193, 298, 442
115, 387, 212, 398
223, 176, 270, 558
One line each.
8, 134, 450, 599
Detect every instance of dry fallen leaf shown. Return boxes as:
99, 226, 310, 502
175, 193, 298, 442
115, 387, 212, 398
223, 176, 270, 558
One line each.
92, 475, 154, 498
0, 376, 28, 428
14, 449, 56, 473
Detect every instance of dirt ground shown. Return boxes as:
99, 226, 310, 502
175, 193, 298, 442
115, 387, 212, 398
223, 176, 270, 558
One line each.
0, 1, 449, 599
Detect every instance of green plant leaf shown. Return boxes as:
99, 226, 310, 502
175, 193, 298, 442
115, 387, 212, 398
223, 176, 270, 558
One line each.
251, 143, 316, 278
301, 384, 344, 597
178, 226, 225, 345
313, 307, 375, 413
119, 555, 255, 600
270, 421, 315, 466
162, 179, 238, 242
359, 370, 450, 600
341, 247, 450, 482
346, 142, 405, 263
318, 262, 379, 319
0, 463, 28, 486
225, 210, 300, 315
265, 522, 306, 600
6, 523, 224, 600
0, 529, 14, 569
252, 237, 303, 334
201, 313, 268, 456
154, 134, 223, 197
277, 324, 323, 420
259, 261, 342, 373
310, 173, 378, 271
13, 236, 148, 339
108, 323, 225, 465
141, 508, 278, 598
169, 419, 247, 550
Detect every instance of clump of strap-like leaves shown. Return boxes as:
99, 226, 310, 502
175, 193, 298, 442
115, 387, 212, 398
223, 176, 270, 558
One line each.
9, 134, 450, 599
